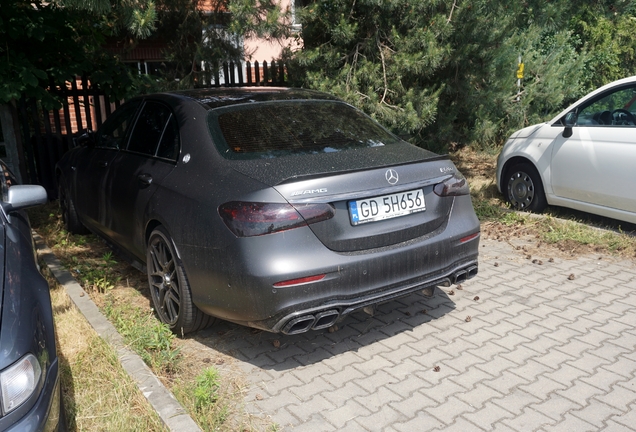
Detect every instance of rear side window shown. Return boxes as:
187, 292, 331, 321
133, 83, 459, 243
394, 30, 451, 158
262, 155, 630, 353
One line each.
156, 115, 179, 160
96, 101, 141, 149
128, 102, 179, 160
208, 101, 401, 160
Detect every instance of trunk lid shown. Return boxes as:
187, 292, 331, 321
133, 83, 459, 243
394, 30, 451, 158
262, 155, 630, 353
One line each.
273, 157, 458, 252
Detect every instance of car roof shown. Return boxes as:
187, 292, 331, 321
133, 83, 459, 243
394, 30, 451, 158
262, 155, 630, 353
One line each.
155, 87, 341, 109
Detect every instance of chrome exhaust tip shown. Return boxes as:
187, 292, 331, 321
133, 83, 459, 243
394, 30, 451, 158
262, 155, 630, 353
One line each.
312, 310, 340, 330
282, 315, 316, 335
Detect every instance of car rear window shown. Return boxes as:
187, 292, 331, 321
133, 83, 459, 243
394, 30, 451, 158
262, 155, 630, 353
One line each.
207, 101, 402, 160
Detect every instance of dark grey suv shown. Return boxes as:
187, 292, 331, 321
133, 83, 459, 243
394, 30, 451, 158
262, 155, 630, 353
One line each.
57, 88, 480, 335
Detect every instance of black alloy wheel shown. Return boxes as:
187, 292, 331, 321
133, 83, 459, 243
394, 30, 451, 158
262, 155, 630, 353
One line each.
58, 177, 89, 234
146, 226, 214, 335
505, 162, 547, 213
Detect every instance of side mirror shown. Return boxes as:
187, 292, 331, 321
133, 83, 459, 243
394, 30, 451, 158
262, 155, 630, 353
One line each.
562, 111, 576, 138
1, 185, 48, 214
73, 129, 96, 148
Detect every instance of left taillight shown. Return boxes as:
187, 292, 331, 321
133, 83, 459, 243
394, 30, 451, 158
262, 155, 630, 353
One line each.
219, 201, 335, 237
434, 172, 470, 197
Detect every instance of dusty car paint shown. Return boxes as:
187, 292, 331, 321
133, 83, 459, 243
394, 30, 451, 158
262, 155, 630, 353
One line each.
57, 88, 480, 335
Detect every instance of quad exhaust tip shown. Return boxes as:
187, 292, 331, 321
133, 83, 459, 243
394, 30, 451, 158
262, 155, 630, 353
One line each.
282, 310, 340, 335
281, 265, 478, 335
453, 265, 478, 285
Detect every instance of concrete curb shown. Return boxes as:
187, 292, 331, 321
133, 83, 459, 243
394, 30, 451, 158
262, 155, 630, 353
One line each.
34, 232, 202, 432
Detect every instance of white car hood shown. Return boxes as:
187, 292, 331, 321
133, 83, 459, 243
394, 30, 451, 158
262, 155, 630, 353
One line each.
508, 123, 546, 140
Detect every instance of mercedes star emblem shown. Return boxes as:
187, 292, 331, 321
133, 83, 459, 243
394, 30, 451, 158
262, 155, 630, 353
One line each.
385, 169, 399, 185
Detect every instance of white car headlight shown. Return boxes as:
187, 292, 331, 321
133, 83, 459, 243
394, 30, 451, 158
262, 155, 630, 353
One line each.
0, 354, 42, 414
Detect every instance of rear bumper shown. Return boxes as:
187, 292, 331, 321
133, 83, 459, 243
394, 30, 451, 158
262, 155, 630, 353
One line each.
262, 259, 477, 334
182, 195, 480, 333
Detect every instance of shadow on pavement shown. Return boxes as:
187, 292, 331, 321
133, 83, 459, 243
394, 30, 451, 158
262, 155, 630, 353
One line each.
191, 288, 456, 372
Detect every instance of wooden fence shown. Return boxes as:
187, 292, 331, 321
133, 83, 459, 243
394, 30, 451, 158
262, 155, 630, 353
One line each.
16, 60, 288, 196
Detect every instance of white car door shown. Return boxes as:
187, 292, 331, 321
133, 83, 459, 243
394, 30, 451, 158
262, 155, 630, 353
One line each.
549, 84, 636, 214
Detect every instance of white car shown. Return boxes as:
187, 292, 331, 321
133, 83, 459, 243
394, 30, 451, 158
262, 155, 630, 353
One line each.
497, 76, 636, 224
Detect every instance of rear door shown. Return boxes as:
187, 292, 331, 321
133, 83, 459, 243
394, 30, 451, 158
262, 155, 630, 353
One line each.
102, 100, 180, 261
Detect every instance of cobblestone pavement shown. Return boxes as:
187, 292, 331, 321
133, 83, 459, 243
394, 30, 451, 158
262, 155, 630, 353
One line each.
195, 237, 636, 431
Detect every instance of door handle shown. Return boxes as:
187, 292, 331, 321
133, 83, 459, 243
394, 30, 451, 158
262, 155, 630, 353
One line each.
138, 174, 153, 185
98, 161, 108, 168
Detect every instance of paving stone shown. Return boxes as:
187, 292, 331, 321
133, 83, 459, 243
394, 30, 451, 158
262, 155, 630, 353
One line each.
461, 401, 515, 428
502, 407, 555, 430
259, 371, 304, 396
557, 380, 606, 405
288, 377, 336, 402
447, 364, 496, 392
542, 413, 598, 432
491, 389, 541, 415
288, 413, 338, 432
354, 405, 404, 431
287, 394, 337, 422
518, 375, 568, 400
322, 364, 367, 388
322, 399, 373, 429
595, 384, 636, 412
354, 386, 403, 413
455, 383, 505, 410
393, 411, 443, 432
571, 399, 624, 428
390, 391, 437, 418
425, 396, 476, 425
209, 238, 636, 431
530, 393, 583, 422
566, 351, 612, 376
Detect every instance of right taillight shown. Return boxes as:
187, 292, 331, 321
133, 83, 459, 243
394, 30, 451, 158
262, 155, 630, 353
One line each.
434, 172, 470, 197
219, 201, 335, 237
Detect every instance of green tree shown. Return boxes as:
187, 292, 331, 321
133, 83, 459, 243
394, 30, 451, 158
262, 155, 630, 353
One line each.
290, 0, 452, 148
152, 0, 291, 89
0, 0, 142, 108
290, 0, 628, 151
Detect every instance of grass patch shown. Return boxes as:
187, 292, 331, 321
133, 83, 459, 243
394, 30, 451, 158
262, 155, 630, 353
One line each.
537, 216, 635, 253
172, 368, 231, 431
48, 277, 165, 431
104, 297, 181, 375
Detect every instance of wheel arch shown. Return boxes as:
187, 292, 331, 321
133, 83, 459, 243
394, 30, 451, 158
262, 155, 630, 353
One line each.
144, 219, 182, 260
500, 156, 540, 188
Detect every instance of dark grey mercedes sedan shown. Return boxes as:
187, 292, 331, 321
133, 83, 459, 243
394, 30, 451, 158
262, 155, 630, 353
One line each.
56, 88, 480, 335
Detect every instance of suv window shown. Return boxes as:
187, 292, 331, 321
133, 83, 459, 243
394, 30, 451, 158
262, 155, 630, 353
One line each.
208, 100, 402, 160
96, 101, 141, 149
128, 102, 177, 157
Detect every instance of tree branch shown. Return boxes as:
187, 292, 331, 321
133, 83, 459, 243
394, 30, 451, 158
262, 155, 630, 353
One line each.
378, 38, 389, 105
447, 0, 458, 23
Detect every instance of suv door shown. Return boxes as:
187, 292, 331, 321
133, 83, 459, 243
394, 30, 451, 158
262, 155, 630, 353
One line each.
102, 100, 180, 261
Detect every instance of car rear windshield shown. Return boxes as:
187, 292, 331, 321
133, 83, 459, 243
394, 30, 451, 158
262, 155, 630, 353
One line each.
207, 101, 402, 160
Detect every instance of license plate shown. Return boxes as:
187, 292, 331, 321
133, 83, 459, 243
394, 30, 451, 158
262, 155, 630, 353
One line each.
348, 189, 426, 225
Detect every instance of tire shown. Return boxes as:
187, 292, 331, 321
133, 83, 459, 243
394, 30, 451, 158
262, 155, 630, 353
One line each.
146, 226, 215, 335
58, 177, 89, 234
504, 163, 547, 213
